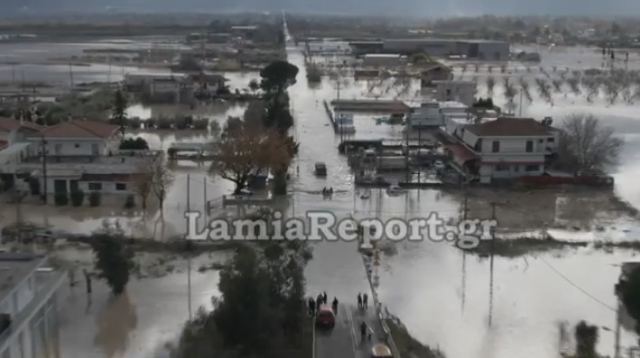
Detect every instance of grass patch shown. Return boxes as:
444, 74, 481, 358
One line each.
385, 317, 445, 358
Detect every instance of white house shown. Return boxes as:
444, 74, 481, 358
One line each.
0, 253, 64, 358
455, 117, 558, 183
28, 119, 120, 158
432, 80, 477, 106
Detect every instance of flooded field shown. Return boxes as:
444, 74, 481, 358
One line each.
2, 33, 640, 357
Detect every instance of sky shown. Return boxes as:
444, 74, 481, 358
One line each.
1, 0, 640, 17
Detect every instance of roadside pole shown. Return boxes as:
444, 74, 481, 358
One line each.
488, 202, 497, 327
187, 174, 192, 320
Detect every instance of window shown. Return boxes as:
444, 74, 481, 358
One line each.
74, 143, 80, 148
525, 164, 539, 172
495, 164, 509, 171
88, 182, 102, 191
492, 141, 500, 153
116, 183, 127, 191
525, 140, 533, 153
474, 139, 482, 152
547, 137, 555, 142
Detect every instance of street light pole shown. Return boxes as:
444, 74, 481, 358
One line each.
40, 135, 47, 204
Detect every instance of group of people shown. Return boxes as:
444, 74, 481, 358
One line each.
357, 292, 369, 310
321, 187, 334, 196
308, 291, 339, 316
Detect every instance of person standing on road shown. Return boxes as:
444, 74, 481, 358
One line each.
360, 321, 367, 343
316, 294, 323, 309
357, 293, 362, 310
323, 291, 328, 304
332, 297, 339, 314
309, 297, 316, 316
363, 293, 368, 310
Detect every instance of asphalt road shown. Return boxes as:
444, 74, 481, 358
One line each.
314, 303, 385, 358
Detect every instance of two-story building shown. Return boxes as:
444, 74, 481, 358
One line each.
0, 253, 64, 358
0, 119, 42, 191
452, 117, 558, 183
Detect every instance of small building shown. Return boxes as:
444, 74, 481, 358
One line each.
362, 54, 407, 68
0, 253, 64, 358
124, 73, 193, 103
432, 80, 477, 106
421, 64, 453, 87
406, 102, 443, 128
456, 117, 559, 183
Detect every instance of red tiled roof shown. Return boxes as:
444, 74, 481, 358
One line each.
0, 118, 42, 132
466, 117, 551, 137
40, 120, 119, 139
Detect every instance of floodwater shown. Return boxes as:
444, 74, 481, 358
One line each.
2, 34, 640, 357
286, 41, 640, 358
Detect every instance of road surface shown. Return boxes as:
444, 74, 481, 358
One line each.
314, 303, 385, 358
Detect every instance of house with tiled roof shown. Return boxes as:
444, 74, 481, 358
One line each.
0, 119, 160, 202
451, 117, 559, 183
26, 119, 120, 158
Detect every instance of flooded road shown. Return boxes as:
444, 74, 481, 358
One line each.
1, 33, 640, 357
284, 40, 640, 358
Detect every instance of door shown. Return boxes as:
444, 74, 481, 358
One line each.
53, 180, 67, 194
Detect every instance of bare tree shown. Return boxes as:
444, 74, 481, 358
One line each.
557, 114, 623, 173
149, 157, 174, 216
135, 172, 152, 211
486, 76, 496, 98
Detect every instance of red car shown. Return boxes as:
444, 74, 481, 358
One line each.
315, 305, 336, 329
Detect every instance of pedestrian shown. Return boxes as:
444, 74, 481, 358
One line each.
316, 294, 323, 309
308, 297, 316, 316
323, 291, 328, 304
363, 293, 368, 310
360, 321, 367, 343
357, 293, 362, 310
332, 297, 339, 314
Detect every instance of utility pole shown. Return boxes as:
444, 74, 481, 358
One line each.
186, 174, 192, 320
488, 201, 497, 327
461, 189, 469, 313
41, 135, 48, 204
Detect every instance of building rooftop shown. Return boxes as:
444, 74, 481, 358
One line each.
0, 253, 45, 303
0, 118, 42, 133
35, 120, 119, 139
466, 117, 552, 137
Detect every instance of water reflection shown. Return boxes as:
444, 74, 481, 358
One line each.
94, 292, 138, 358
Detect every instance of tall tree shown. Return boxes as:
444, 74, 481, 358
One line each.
557, 114, 623, 173
211, 124, 293, 194
618, 265, 640, 341
574, 321, 599, 358
91, 234, 134, 295
112, 89, 128, 136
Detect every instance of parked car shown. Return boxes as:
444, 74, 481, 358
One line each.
315, 305, 336, 329
371, 343, 393, 358
315, 162, 327, 176
386, 184, 406, 195
433, 160, 446, 171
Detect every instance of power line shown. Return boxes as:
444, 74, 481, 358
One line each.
538, 256, 616, 312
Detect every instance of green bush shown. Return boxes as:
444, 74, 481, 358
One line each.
54, 193, 69, 206
124, 195, 135, 209
70, 190, 85, 207
89, 192, 101, 207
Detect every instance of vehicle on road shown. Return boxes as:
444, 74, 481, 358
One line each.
433, 160, 446, 171
386, 184, 406, 195
315, 304, 336, 329
371, 343, 393, 358
315, 162, 327, 176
